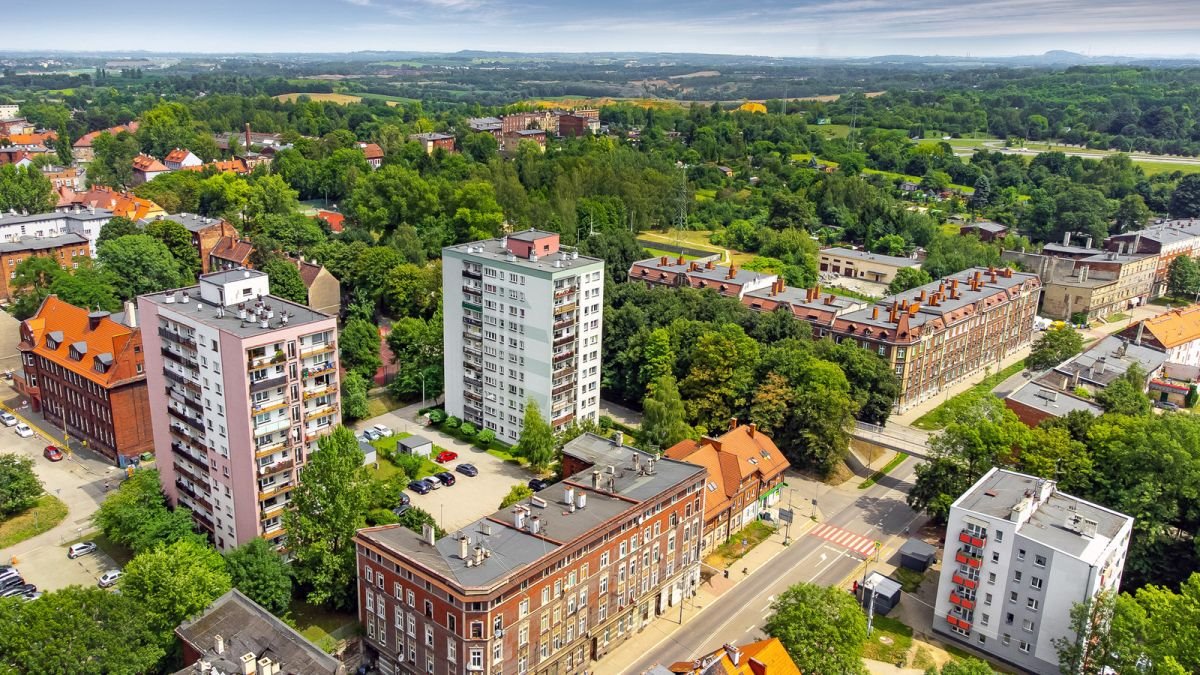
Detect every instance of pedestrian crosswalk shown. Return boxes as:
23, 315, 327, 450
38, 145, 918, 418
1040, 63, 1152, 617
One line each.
809, 523, 877, 557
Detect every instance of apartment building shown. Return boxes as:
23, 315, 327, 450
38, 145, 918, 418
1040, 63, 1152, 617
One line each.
817, 247, 921, 285
0, 233, 90, 301
0, 207, 111, 254
139, 213, 240, 275
1117, 305, 1200, 366
354, 433, 707, 675
139, 269, 340, 551
1106, 219, 1200, 297
17, 296, 153, 466
629, 256, 777, 300
1039, 251, 1156, 322
933, 468, 1133, 675
442, 230, 604, 442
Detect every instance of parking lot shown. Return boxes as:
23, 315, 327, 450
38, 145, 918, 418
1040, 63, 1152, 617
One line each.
10, 540, 120, 595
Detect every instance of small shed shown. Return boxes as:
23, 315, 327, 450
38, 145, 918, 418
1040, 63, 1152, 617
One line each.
398, 435, 433, 457
899, 538, 937, 572
857, 571, 902, 616
358, 440, 377, 466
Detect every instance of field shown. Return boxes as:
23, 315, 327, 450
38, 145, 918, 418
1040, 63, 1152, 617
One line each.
354, 91, 420, 107
523, 97, 682, 111
272, 93, 362, 104
0, 495, 68, 549
917, 136, 1200, 175
638, 229, 756, 266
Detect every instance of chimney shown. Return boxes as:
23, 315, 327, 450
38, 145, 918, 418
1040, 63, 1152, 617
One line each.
632, 452, 641, 472
676, 255, 685, 265
459, 534, 470, 560
1133, 233, 1142, 252
659, 256, 668, 267
564, 485, 575, 505
591, 470, 601, 489
726, 264, 737, 279
473, 545, 485, 566
871, 307, 878, 320
1063, 231, 1071, 247
256, 658, 273, 675
724, 644, 742, 666
422, 523, 436, 545
529, 516, 541, 535
1080, 265, 1089, 283
244, 122, 252, 151
214, 635, 224, 655
951, 278, 959, 298
705, 260, 714, 270
240, 653, 256, 675
1135, 321, 1144, 345
613, 430, 624, 447
729, 417, 738, 431
1087, 236, 1095, 250
577, 491, 587, 509
123, 299, 138, 327
747, 423, 756, 437
918, 289, 926, 301
514, 507, 527, 530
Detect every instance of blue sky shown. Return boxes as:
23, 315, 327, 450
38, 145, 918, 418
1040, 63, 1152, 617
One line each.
10, 0, 1200, 57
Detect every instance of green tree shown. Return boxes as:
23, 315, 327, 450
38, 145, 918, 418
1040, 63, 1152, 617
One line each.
198, 172, 252, 223
92, 469, 202, 554
340, 318, 382, 380
49, 265, 121, 312
969, 174, 993, 211
1167, 255, 1199, 298
788, 359, 858, 474
397, 506, 445, 538
98, 234, 187, 299
1169, 174, 1200, 219
341, 370, 371, 421
750, 371, 792, 436
0, 164, 55, 214
1027, 324, 1084, 370
871, 233, 907, 256
134, 170, 204, 214
887, 267, 933, 294
89, 131, 140, 189
680, 323, 760, 429
384, 262, 441, 319
385, 314, 444, 401
261, 256, 309, 304
284, 426, 370, 609
0, 586, 165, 674
1113, 194, 1153, 233
518, 400, 557, 473
136, 102, 195, 159
0, 454, 43, 516
144, 218, 201, 279
97, 215, 141, 246
224, 538, 293, 616
641, 374, 696, 452
1094, 364, 1152, 416
499, 484, 534, 509
925, 659, 996, 675
120, 538, 231, 643
462, 132, 498, 163
765, 582, 867, 675
245, 174, 299, 224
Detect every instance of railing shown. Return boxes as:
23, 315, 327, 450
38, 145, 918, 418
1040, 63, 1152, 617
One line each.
462, 301, 482, 312
260, 524, 286, 539
175, 480, 213, 512
958, 530, 986, 548
160, 347, 197, 368
259, 481, 296, 501
462, 267, 482, 279
163, 368, 202, 393
553, 302, 577, 315
303, 385, 336, 401
553, 319, 575, 331
463, 375, 482, 387
302, 363, 335, 380
553, 334, 575, 347
192, 511, 214, 531
552, 412, 575, 427
464, 390, 483, 403
954, 549, 983, 569
554, 287, 576, 300
464, 316, 483, 327
945, 615, 971, 631
951, 573, 978, 590
552, 382, 574, 396
305, 404, 337, 420
261, 499, 291, 515
462, 284, 483, 295
251, 375, 288, 393
175, 463, 209, 490
254, 417, 291, 437
171, 441, 207, 467
158, 327, 196, 348
301, 342, 335, 359
168, 406, 204, 431
253, 398, 288, 416
259, 459, 295, 477
553, 365, 575, 378
949, 593, 976, 610
255, 440, 287, 459
553, 350, 574, 363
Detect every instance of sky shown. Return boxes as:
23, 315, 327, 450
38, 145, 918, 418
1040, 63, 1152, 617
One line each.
9, 0, 1200, 57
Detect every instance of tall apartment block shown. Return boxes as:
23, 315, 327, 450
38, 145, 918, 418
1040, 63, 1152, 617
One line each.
355, 433, 707, 675
933, 468, 1133, 674
139, 270, 340, 551
442, 230, 604, 442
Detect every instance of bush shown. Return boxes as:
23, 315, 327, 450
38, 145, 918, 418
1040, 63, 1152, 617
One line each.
444, 416, 461, 429
460, 422, 477, 437
476, 428, 496, 447
366, 508, 400, 526
428, 409, 447, 424
598, 415, 614, 430
499, 484, 534, 509
394, 452, 422, 478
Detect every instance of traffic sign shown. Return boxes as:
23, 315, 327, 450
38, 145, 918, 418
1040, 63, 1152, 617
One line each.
778, 508, 794, 523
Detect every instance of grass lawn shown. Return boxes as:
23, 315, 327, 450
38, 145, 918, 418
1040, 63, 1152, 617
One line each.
1106, 312, 1129, 323
272, 92, 362, 104
815, 123, 852, 139
365, 391, 405, 419
912, 359, 1027, 430
0, 494, 68, 549
1151, 296, 1194, 308
859, 453, 907, 489
289, 598, 359, 653
368, 434, 444, 481
1133, 160, 1200, 176
863, 615, 914, 665
706, 521, 775, 569
827, 285, 879, 302
645, 247, 700, 261
486, 446, 527, 466
892, 567, 928, 593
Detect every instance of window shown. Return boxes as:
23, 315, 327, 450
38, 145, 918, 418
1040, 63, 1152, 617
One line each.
1002, 633, 1011, 646
984, 593, 993, 606
1027, 598, 1040, 612
995, 530, 1004, 542
1017, 549, 1026, 561
991, 551, 1000, 563
493, 615, 504, 636
977, 634, 987, 644
424, 625, 433, 647
981, 613, 990, 626
519, 598, 529, 617
1023, 618, 1035, 632
1034, 554, 1047, 568
1030, 576, 1044, 590
469, 649, 484, 669
470, 621, 484, 639
1019, 640, 1031, 653
446, 637, 457, 663
1014, 571, 1022, 583
1009, 591, 1018, 604
988, 572, 997, 585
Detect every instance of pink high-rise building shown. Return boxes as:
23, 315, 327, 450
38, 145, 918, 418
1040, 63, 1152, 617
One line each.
139, 269, 340, 551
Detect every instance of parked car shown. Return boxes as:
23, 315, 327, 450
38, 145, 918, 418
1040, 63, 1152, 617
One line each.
1155, 400, 1180, 410
359, 429, 380, 442
98, 570, 122, 588
456, 463, 479, 477
436, 471, 456, 487
435, 450, 458, 463
0, 412, 16, 427
398, 493, 411, 507
372, 424, 394, 437
392, 504, 411, 518
0, 583, 35, 598
424, 475, 443, 489
20, 591, 41, 602
43, 446, 64, 462
528, 478, 550, 491
407, 480, 431, 495
0, 574, 23, 590
67, 542, 97, 559
14, 423, 33, 438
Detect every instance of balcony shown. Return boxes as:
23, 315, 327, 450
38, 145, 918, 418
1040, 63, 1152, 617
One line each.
552, 412, 575, 427
303, 385, 336, 401
958, 530, 986, 548
260, 524, 286, 540
255, 440, 288, 459
302, 363, 335, 380
462, 284, 483, 295
168, 406, 204, 431
951, 573, 978, 590
464, 390, 483, 403
553, 333, 575, 348
954, 550, 983, 569
163, 368, 202, 393
175, 463, 210, 490
192, 511, 214, 532
251, 375, 288, 393
253, 398, 289, 416
174, 392, 203, 413
260, 481, 296, 501
158, 327, 196, 348
175, 480, 213, 513
463, 344, 482, 358
463, 374, 482, 388
261, 499, 292, 516
553, 382, 575, 396
553, 318, 575, 331
171, 442, 207, 467
554, 287, 576, 300
553, 350, 574, 363
553, 366, 575, 380
553, 302, 577, 316
464, 316, 482, 327
305, 403, 337, 420
462, 267, 482, 279
945, 615, 971, 632
259, 459, 295, 477
254, 417, 291, 437
462, 301, 482, 313
301, 342, 335, 359
949, 593, 976, 610
304, 425, 333, 443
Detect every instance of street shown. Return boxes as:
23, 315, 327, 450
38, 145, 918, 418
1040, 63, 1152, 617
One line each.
622, 457, 924, 673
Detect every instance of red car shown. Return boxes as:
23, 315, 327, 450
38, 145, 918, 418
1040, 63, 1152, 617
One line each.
435, 450, 458, 463
43, 446, 64, 462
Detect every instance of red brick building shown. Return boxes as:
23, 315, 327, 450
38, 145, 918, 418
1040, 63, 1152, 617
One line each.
17, 296, 153, 466
140, 213, 240, 274
0, 233, 90, 301
408, 133, 456, 155
557, 114, 598, 138
354, 432, 707, 675
628, 256, 778, 300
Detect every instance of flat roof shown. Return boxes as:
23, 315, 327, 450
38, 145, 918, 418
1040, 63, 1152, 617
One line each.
962, 221, 1007, 233
140, 212, 227, 233
399, 435, 432, 449
834, 267, 1038, 332
819, 247, 918, 268
0, 232, 88, 253
1006, 381, 1102, 418
508, 229, 557, 242
1042, 243, 1100, 256
446, 236, 602, 273
0, 208, 113, 225
360, 434, 704, 591
140, 281, 332, 339
631, 257, 775, 286
1079, 251, 1153, 265
1053, 335, 1165, 386
744, 284, 866, 313
955, 468, 1131, 562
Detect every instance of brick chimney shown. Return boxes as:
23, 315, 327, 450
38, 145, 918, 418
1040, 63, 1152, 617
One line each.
244, 123, 251, 152
747, 423, 756, 437
729, 417, 738, 431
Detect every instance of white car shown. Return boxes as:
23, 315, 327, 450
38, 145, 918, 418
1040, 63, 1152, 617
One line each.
0, 412, 16, 427
372, 424, 394, 438
14, 423, 33, 438
98, 570, 122, 588
424, 475, 442, 489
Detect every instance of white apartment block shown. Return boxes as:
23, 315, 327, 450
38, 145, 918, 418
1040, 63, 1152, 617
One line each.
933, 468, 1133, 674
442, 230, 604, 444
139, 269, 340, 552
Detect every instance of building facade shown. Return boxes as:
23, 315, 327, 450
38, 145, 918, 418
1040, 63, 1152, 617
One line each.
286, 255, 342, 317
140, 213, 240, 275
1117, 305, 1200, 367
933, 468, 1132, 675
408, 133, 456, 155
629, 256, 777, 300
0, 233, 90, 301
139, 270, 340, 551
442, 230, 604, 442
355, 433, 707, 675
0, 207, 111, 254
1105, 219, 1200, 297
18, 296, 153, 465
1039, 251, 1156, 322
817, 247, 921, 285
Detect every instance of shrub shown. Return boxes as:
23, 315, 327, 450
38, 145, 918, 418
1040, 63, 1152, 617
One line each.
366, 508, 399, 526
460, 422, 477, 437
444, 416, 461, 429
476, 428, 496, 447
428, 409, 447, 424
598, 415, 614, 430
394, 453, 422, 478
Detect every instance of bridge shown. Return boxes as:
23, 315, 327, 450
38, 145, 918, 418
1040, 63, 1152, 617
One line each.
850, 421, 932, 459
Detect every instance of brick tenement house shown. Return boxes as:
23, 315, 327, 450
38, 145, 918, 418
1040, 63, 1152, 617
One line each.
0, 233, 90, 301
628, 256, 777, 300
140, 213, 240, 274
17, 296, 153, 466
355, 433, 707, 675
664, 420, 790, 554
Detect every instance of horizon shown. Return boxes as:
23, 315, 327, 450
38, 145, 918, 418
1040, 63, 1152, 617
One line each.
4, 0, 1200, 58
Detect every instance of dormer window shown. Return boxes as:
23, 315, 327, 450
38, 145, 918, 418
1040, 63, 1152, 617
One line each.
69, 341, 88, 361
45, 330, 64, 350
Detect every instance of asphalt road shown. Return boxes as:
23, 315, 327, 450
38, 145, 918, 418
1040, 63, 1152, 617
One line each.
623, 457, 924, 673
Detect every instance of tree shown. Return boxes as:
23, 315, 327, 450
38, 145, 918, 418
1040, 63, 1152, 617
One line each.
679, 323, 760, 429
49, 265, 121, 312
0, 164, 55, 214
518, 400, 557, 473
1114, 194, 1153, 233
224, 538, 293, 615
1095, 364, 1152, 416
1167, 255, 1199, 298
284, 426, 370, 609
1169, 174, 1200, 219
97, 215, 141, 246
0, 586, 165, 674
765, 582, 867, 675
144, 218, 201, 279
871, 233, 908, 256
1027, 324, 1084, 370
462, 132, 498, 163
120, 538, 231, 643
641, 374, 695, 452
341, 370, 370, 421
750, 372, 791, 436
925, 659, 996, 675
92, 469, 202, 554
136, 102, 195, 159
245, 174, 299, 224
384, 262, 441, 319
198, 172, 252, 222
887, 267, 933, 294
969, 174, 992, 211
340, 318, 382, 380
0, 454, 42, 516
97, 234, 187, 299
89, 131, 140, 189
787, 359, 858, 474
261, 256, 308, 304
499, 484, 534, 509
385, 314, 444, 401
397, 506, 445, 539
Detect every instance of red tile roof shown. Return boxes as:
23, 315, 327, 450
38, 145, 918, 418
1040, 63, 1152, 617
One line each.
359, 142, 384, 160
19, 296, 144, 388
182, 157, 248, 175
74, 122, 139, 148
665, 422, 790, 523
211, 237, 254, 265
72, 187, 165, 220
132, 154, 168, 173
164, 148, 193, 163
667, 638, 802, 675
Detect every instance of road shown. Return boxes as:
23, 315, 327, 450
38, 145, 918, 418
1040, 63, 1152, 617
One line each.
623, 457, 925, 673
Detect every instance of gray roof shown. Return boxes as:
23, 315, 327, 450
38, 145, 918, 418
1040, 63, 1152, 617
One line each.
961, 221, 1008, 233
446, 233, 602, 273
139, 212, 228, 233
508, 229, 557, 242
838, 267, 1039, 332
398, 435, 432, 450
955, 469, 1132, 562
1109, 219, 1200, 245
1079, 251, 1153, 265
0, 232, 88, 253
819, 247, 919, 268
631, 257, 776, 286
1042, 243, 1100, 257
1006, 382, 1102, 418
410, 132, 454, 141
1053, 335, 1165, 387
899, 538, 937, 561
865, 571, 902, 598
1163, 362, 1200, 382
744, 284, 867, 314
174, 589, 342, 675
0, 208, 113, 226
140, 282, 332, 339
360, 434, 705, 592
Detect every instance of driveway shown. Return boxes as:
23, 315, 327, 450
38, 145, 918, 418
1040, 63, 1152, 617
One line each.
12, 541, 120, 593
